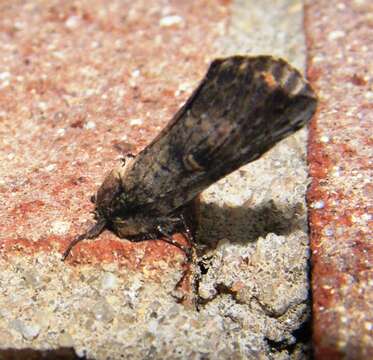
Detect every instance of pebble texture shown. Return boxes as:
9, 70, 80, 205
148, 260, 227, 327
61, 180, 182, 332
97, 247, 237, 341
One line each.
0, 1, 312, 359
305, 1, 373, 359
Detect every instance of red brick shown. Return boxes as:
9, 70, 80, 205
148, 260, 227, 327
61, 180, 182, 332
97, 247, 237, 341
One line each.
305, 1, 373, 358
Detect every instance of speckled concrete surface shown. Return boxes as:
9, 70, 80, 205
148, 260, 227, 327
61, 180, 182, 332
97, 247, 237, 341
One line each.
305, 1, 372, 359
0, 1, 312, 359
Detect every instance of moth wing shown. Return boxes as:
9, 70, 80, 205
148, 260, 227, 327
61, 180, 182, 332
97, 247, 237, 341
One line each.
119, 56, 317, 216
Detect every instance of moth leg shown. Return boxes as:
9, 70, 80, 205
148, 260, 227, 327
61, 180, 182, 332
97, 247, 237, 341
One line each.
179, 213, 194, 245
156, 225, 192, 262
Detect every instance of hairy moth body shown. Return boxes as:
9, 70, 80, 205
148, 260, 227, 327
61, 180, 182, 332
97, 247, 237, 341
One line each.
62, 55, 317, 260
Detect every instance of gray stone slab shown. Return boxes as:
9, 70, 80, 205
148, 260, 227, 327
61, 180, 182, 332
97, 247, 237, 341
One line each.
0, 1, 310, 359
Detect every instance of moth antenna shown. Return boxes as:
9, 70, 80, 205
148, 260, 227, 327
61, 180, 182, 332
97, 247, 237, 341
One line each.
61, 218, 107, 261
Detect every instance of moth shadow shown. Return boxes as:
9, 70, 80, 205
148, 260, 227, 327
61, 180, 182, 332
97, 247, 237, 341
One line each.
196, 200, 305, 248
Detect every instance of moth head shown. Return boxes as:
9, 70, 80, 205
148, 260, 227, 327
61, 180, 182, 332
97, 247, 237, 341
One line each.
94, 154, 135, 219
95, 169, 123, 219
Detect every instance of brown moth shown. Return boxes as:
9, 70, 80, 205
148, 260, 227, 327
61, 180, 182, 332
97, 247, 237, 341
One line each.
62, 55, 317, 260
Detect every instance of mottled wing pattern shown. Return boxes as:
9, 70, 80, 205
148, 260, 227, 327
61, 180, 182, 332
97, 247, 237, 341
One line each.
119, 56, 317, 216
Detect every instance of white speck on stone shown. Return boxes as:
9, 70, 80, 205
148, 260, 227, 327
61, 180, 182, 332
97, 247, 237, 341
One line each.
125, 277, 143, 306
328, 30, 345, 41
75, 348, 86, 358
311, 200, 325, 209
364, 91, 373, 100
130, 118, 143, 126
121, 134, 128, 141
313, 55, 325, 63
361, 213, 372, 222
129, 79, 137, 87
14, 21, 25, 30
0, 80, 10, 88
116, 87, 126, 98
53, 51, 66, 59
56, 128, 66, 136
23, 323, 41, 340
84, 88, 96, 96
159, 15, 183, 27
12, 320, 41, 340
50, 220, 70, 236
365, 322, 372, 331
114, 39, 123, 49
65, 15, 80, 29
346, 56, 355, 64
0, 72, 11, 80
361, 45, 368, 52
320, 135, 330, 143
101, 272, 118, 290
84, 121, 96, 130
148, 319, 158, 333
175, 82, 192, 96
93, 300, 114, 323
91, 41, 100, 49
198, 284, 217, 300
131, 69, 140, 78
225, 194, 247, 207
44, 164, 56, 172
38, 101, 48, 111
331, 166, 341, 177
323, 227, 334, 237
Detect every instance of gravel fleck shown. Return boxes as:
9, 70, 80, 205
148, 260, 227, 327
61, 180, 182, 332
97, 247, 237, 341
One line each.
159, 15, 183, 27
12, 320, 41, 340
101, 273, 118, 290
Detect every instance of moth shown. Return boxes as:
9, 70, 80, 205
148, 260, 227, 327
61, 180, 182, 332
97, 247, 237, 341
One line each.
62, 55, 317, 260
